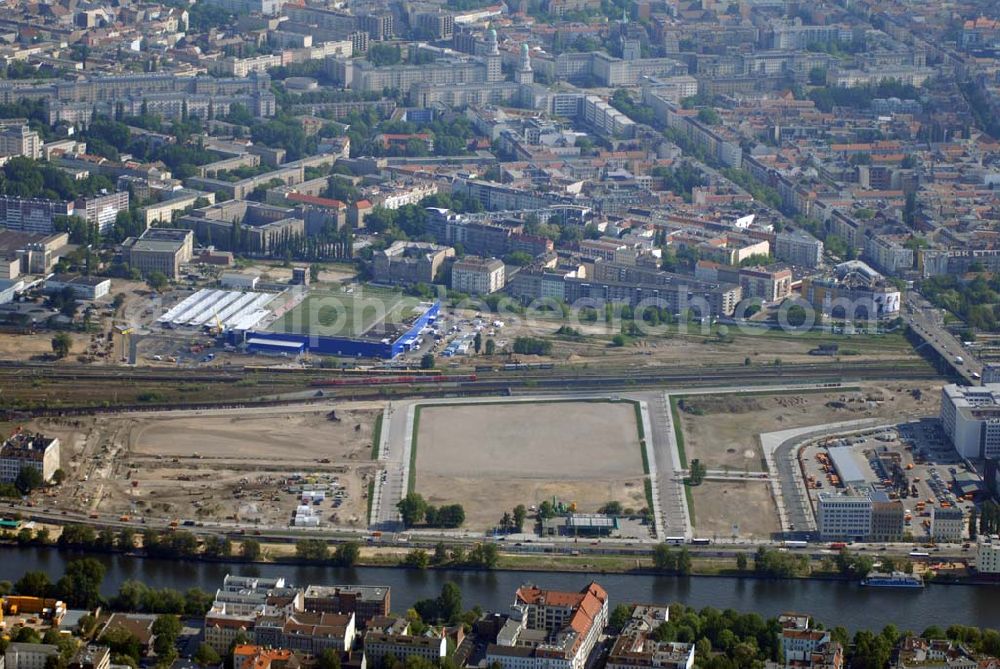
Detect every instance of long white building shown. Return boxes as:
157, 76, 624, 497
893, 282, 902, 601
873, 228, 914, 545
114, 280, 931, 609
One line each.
939, 384, 1000, 459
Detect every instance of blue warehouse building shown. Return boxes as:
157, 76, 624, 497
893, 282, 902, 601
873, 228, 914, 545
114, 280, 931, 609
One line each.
237, 300, 441, 359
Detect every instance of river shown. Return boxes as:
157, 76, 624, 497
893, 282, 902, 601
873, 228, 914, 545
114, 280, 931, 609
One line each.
5, 546, 999, 632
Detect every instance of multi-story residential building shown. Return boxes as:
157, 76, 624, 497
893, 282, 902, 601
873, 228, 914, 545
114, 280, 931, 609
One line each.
606, 605, 694, 669
930, 507, 964, 543
373, 241, 454, 285
452, 256, 505, 295
364, 632, 447, 666
777, 613, 843, 669
870, 495, 905, 542
775, 229, 823, 268
939, 384, 1000, 459
739, 267, 792, 303
0, 122, 41, 159
203, 0, 285, 15
254, 612, 355, 654
976, 535, 1000, 575
122, 228, 194, 279
0, 197, 73, 235
864, 235, 914, 276
893, 636, 982, 669
302, 585, 391, 625
4, 644, 60, 669
487, 582, 609, 669
0, 432, 59, 483
817, 492, 873, 541
68, 646, 110, 669
799, 261, 900, 321
76, 191, 129, 235
233, 646, 293, 669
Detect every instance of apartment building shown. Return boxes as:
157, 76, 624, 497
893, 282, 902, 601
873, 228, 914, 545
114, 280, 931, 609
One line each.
606, 605, 694, 669
739, 267, 792, 303
0, 122, 42, 159
976, 535, 1000, 575
777, 614, 843, 669
4, 643, 60, 669
0, 432, 60, 483
930, 506, 964, 543
775, 229, 823, 268
254, 612, 356, 654
373, 241, 454, 285
302, 585, 391, 625
864, 235, 914, 276
364, 632, 446, 666
122, 228, 194, 279
68, 646, 110, 669
76, 191, 129, 235
487, 582, 609, 669
452, 256, 505, 295
0, 197, 73, 235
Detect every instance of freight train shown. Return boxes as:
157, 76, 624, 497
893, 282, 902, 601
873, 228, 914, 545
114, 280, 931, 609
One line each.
310, 374, 477, 387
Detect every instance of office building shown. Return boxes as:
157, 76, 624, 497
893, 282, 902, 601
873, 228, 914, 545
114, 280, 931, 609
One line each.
816, 492, 872, 541
939, 384, 1000, 459
44, 274, 111, 300
122, 228, 194, 279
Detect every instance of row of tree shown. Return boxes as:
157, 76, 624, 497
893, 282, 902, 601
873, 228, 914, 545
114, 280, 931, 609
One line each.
396, 493, 465, 529
294, 538, 361, 566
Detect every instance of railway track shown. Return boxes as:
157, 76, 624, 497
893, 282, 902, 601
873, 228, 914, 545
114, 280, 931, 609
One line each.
0, 360, 938, 418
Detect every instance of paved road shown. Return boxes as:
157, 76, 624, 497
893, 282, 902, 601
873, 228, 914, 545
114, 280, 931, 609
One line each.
643, 391, 691, 540
904, 292, 981, 384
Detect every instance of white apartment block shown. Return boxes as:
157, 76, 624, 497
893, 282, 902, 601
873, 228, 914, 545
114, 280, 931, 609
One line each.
0, 433, 60, 483
939, 384, 1000, 459
976, 535, 1000, 575
816, 492, 872, 541
930, 506, 964, 543
4, 644, 59, 669
452, 256, 505, 295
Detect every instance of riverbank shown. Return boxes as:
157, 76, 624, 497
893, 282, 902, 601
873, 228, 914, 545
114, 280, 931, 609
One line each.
0, 535, 983, 586
4, 544, 1000, 632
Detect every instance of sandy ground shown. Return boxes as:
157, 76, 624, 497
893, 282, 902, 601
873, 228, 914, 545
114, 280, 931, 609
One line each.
690, 481, 780, 540
677, 383, 942, 472
25, 405, 382, 528
414, 401, 647, 530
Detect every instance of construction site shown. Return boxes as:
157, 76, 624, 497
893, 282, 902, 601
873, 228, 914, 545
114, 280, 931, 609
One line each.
23, 403, 382, 529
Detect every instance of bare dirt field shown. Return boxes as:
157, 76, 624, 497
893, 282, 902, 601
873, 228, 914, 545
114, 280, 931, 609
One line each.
27, 404, 383, 528
414, 401, 647, 530
676, 382, 942, 472
690, 480, 779, 540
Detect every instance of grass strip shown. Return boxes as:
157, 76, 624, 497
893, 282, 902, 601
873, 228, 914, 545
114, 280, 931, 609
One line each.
408, 405, 421, 493
371, 411, 383, 460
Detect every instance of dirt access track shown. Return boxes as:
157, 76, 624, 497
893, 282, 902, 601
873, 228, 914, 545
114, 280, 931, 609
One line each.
413, 400, 647, 531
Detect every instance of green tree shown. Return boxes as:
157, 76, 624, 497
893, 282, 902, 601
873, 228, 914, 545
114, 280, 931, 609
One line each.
609, 604, 633, 631
316, 649, 341, 669
420, 353, 435, 369
56, 558, 106, 609
438, 582, 462, 622
474, 331, 482, 354
51, 332, 72, 359
485, 339, 496, 355
512, 504, 527, 531
295, 539, 329, 561
194, 643, 221, 667
334, 541, 360, 567
736, 552, 748, 571
241, 539, 261, 561
15, 571, 51, 597
404, 549, 430, 569
146, 271, 168, 292
397, 493, 428, 527
15, 466, 44, 493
